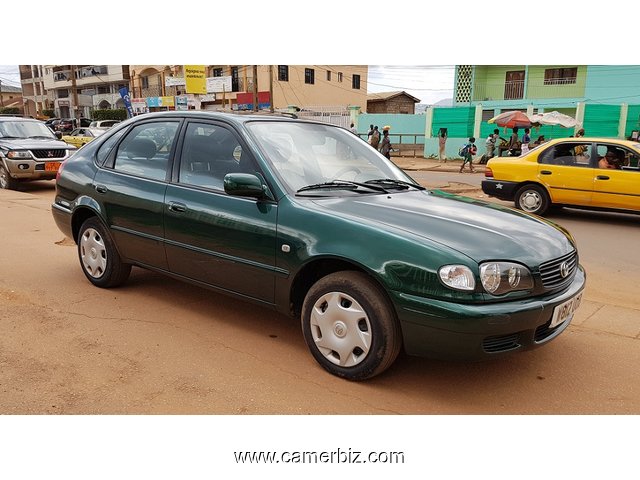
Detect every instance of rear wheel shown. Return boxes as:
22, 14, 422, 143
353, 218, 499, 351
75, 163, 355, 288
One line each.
515, 184, 550, 215
77, 217, 131, 288
301, 271, 402, 381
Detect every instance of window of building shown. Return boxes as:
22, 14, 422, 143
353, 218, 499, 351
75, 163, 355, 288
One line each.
338, 72, 343, 82
141, 76, 149, 89
97, 86, 109, 94
213, 68, 223, 77
326, 70, 331, 81
544, 68, 578, 85
278, 65, 289, 82
305, 68, 315, 85
57, 89, 69, 98
352, 74, 361, 89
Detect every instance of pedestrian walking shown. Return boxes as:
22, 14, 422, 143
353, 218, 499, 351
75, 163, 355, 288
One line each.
481, 128, 500, 164
438, 128, 448, 163
521, 128, 531, 155
367, 124, 374, 142
459, 137, 477, 173
370, 126, 380, 149
379, 128, 392, 160
508, 127, 520, 156
350, 122, 358, 135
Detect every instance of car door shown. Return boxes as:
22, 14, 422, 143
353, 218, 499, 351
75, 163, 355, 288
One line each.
536, 140, 594, 206
93, 119, 181, 269
163, 120, 278, 303
592, 143, 640, 211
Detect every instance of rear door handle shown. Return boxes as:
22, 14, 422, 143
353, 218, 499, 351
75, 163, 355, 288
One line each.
95, 184, 108, 193
168, 201, 187, 213
540, 170, 552, 175
596, 175, 610, 180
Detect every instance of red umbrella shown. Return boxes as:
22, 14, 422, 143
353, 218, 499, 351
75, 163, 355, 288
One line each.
488, 111, 532, 128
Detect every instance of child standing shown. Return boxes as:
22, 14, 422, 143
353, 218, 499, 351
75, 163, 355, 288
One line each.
459, 137, 477, 173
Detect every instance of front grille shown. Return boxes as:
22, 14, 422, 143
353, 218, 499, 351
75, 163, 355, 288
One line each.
483, 333, 521, 353
534, 320, 555, 342
539, 251, 577, 290
31, 149, 66, 159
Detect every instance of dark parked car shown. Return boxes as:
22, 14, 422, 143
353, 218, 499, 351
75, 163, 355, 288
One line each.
56, 117, 92, 132
0, 117, 76, 189
52, 111, 586, 380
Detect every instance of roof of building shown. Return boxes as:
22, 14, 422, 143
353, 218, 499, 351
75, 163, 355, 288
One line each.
0, 85, 22, 94
367, 91, 421, 103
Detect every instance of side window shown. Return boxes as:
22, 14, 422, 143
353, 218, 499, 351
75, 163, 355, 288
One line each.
538, 142, 591, 167
596, 144, 631, 170
113, 122, 178, 181
179, 122, 247, 190
96, 128, 127, 165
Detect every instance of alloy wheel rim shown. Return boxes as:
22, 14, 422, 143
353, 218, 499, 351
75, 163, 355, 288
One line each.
310, 291, 372, 367
80, 228, 107, 278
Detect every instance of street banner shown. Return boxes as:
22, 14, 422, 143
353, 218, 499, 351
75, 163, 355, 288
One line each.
206, 76, 232, 93
185, 66, 207, 94
118, 87, 134, 118
176, 95, 189, 111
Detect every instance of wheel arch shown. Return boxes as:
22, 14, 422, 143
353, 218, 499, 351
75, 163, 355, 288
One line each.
288, 256, 393, 319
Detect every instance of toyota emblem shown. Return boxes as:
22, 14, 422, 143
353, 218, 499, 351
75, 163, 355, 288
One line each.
559, 261, 570, 278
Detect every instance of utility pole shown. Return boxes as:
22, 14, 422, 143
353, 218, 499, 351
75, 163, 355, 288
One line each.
0, 78, 3, 107
269, 65, 274, 113
71, 65, 80, 123
252, 65, 259, 112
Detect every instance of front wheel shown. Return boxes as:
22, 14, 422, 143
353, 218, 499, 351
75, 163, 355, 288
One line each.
301, 271, 402, 381
0, 164, 19, 190
77, 217, 131, 288
515, 184, 550, 216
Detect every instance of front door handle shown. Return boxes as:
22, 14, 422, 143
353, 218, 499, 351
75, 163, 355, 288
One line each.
168, 201, 187, 213
540, 170, 552, 175
596, 175, 610, 180
95, 184, 108, 193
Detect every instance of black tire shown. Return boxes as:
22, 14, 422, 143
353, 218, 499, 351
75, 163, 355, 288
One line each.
301, 271, 402, 381
77, 217, 131, 288
0, 164, 19, 190
515, 184, 550, 216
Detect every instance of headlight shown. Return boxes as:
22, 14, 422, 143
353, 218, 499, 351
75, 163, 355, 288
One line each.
438, 265, 475, 291
480, 262, 533, 295
7, 150, 33, 159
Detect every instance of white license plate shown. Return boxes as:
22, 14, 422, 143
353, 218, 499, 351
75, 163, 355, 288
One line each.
550, 292, 583, 328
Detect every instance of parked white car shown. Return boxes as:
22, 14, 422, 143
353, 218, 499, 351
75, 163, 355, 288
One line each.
88, 120, 121, 129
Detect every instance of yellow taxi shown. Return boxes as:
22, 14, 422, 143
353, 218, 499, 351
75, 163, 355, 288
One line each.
61, 127, 105, 149
482, 137, 640, 215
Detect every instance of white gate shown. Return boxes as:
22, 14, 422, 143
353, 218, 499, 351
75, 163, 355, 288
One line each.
295, 105, 351, 128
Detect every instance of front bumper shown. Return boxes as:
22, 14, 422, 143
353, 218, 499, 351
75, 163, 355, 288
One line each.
393, 265, 586, 360
481, 179, 519, 200
3, 157, 66, 181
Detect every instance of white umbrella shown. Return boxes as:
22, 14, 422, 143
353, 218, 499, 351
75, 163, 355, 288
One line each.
529, 111, 580, 128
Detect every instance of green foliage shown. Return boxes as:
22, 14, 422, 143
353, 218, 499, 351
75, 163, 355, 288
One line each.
42, 109, 55, 118
0, 107, 20, 115
91, 109, 128, 121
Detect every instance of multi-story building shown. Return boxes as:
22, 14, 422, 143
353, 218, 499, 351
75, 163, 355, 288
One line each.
23, 65, 131, 119
0, 84, 23, 112
129, 65, 368, 112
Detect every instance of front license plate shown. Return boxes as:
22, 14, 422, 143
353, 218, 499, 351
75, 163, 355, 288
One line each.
45, 162, 61, 172
550, 292, 583, 328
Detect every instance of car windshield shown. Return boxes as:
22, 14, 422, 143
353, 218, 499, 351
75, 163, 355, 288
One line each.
0, 120, 57, 140
247, 120, 416, 194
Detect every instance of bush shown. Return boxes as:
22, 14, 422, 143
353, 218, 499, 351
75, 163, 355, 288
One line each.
0, 107, 20, 115
42, 109, 55, 118
91, 109, 128, 121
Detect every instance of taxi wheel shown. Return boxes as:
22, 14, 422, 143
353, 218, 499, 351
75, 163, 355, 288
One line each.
515, 184, 550, 215
77, 217, 131, 288
301, 271, 402, 381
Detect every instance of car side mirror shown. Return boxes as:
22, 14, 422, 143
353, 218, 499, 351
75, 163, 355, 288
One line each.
224, 173, 268, 199
55, 132, 62, 140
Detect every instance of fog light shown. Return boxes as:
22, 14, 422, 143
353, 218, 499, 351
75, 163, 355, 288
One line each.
18, 164, 29, 170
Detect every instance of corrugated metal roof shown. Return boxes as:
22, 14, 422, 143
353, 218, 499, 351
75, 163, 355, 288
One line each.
367, 90, 421, 103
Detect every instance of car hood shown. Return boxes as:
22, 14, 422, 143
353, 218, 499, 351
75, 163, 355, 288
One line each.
0, 138, 72, 150
310, 190, 575, 264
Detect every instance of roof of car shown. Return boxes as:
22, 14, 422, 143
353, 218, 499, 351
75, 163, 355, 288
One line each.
546, 137, 640, 147
130, 110, 303, 127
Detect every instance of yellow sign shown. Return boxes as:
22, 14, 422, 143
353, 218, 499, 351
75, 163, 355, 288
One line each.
184, 65, 207, 94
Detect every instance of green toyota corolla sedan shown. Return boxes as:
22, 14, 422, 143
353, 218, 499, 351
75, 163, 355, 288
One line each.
52, 111, 585, 380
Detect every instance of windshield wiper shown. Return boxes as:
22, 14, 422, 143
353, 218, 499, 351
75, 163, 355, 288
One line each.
28, 135, 56, 139
0, 136, 24, 139
297, 180, 389, 194
364, 178, 426, 190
